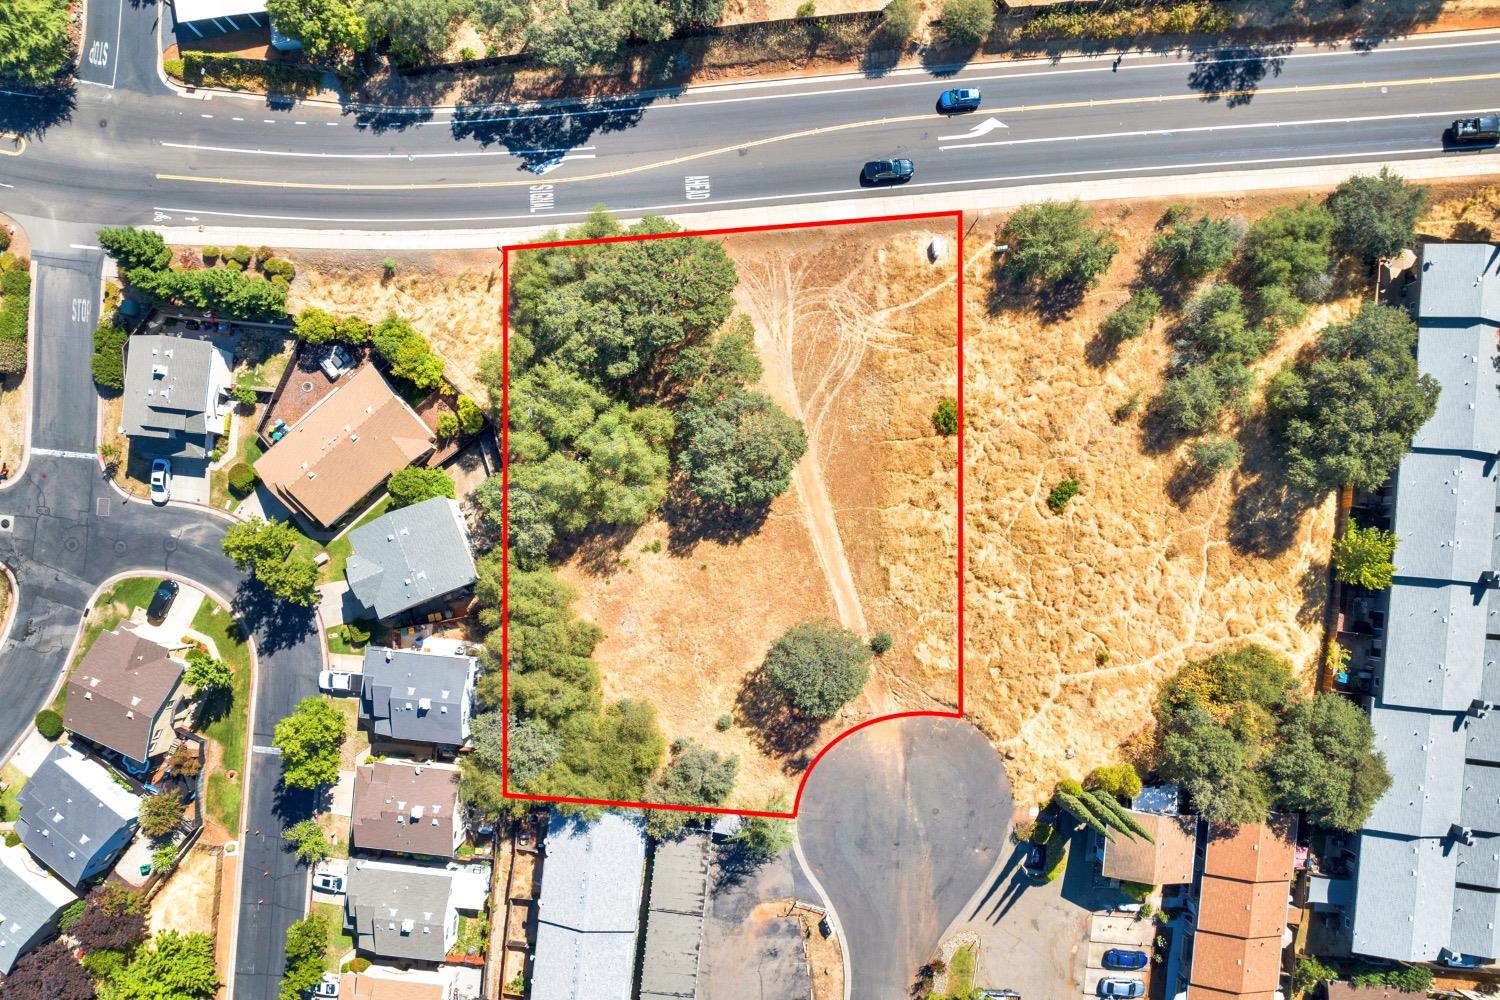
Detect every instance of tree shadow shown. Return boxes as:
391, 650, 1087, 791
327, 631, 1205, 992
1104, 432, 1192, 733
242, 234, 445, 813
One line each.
0, 84, 76, 140
1165, 458, 1216, 509
660, 483, 771, 557
734, 667, 824, 763
712, 839, 775, 892
192, 687, 233, 729
1187, 42, 1294, 107
447, 99, 652, 169
271, 779, 317, 829
985, 269, 1089, 324
230, 580, 317, 654
1226, 429, 1322, 558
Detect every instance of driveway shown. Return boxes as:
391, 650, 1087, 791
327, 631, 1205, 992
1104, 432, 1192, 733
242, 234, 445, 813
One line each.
700, 845, 817, 1000
796, 717, 1010, 1000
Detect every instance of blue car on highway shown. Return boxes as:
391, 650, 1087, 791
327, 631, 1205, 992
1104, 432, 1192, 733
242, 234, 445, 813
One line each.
938, 88, 982, 113
1102, 950, 1148, 971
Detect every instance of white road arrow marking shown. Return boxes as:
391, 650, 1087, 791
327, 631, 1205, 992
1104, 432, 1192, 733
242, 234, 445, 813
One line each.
938, 117, 1008, 142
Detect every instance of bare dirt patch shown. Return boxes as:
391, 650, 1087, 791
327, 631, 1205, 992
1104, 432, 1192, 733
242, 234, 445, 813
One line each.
148, 843, 221, 937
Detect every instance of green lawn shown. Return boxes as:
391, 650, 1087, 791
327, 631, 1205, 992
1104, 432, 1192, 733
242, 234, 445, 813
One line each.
945, 944, 977, 998
0, 763, 27, 823
193, 597, 251, 832
314, 902, 353, 972
209, 419, 266, 511
52, 577, 162, 711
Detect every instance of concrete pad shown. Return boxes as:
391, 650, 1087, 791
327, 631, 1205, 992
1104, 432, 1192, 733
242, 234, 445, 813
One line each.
330, 768, 355, 816
130, 583, 205, 649
114, 833, 154, 887
317, 582, 350, 628
170, 457, 211, 506
1090, 914, 1154, 947
10, 730, 57, 777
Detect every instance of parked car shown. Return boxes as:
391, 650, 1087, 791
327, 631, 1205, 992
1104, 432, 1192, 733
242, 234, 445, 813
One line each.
980, 991, 1020, 999
861, 158, 915, 185
149, 457, 172, 505
1103, 950, 1149, 971
319, 670, 356, 695
146, 580, 179, 626
308, 973, 340, 997
1022, 843, 1046, 873
938, 87, 982, 113
1448, 114, 1500, 145
313, 872, 345, 894
1098, 980, 1145, 999
320, 345, 353, 381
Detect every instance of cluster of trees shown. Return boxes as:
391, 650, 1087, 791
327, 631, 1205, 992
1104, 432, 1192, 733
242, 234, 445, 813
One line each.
6, 883, 217, 1000
1053, 777, 1153, 843
222, 516, 320, 605
0, 0, 71, 87
476, 211, 805, 569
644, 739, 739, 838
1155, 644, 1391, 829
98, 228, 288, 322
266, 0, 731, 71
293, 307, 449, 393
0, 254, 30, 377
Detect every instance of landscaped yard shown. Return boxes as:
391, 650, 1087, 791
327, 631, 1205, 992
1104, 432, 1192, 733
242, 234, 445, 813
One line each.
945, 943, 977, 998
0, 762, 26, 821
329, 697, 369, 769
321, 495, 393, 582
313, 901, 353, 972
193, 597, 252, 832
451, 913, 488, 960
209, 419, 264, 512
51, 577, 162, 711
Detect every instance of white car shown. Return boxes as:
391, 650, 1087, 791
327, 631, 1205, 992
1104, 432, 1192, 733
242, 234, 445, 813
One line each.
318, 670, 355, 695
313, 872, 345, 894
149, 457, 171, 505
309, 973, 340, 997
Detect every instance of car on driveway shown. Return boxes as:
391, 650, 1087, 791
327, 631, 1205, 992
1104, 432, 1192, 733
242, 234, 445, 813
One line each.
313, 871, 345, 894
1103, 950, 1148, 970
861, 158, 914, 185
308, 973, 340, 997
146, 580, 179, 626
149, 457, 172, 505
319, 670, 357, 695
1098, 979, 1145, 999
938, 88, 982, 113
1021, 842, 1046, 874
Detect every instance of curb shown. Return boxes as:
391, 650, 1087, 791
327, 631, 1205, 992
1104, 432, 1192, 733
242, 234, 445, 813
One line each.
792, 831, 854, 1000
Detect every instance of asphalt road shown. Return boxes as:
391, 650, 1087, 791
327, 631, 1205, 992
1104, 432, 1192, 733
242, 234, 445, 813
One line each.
2, 30, 1500, 234
0, 251, 322, 1000
796, 717, 1011, 1000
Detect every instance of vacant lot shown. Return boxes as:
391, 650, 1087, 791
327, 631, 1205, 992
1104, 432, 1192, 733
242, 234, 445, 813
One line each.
148, 844, 220, 937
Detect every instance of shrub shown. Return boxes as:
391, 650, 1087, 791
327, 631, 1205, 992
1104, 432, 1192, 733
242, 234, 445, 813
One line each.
715, 714, 733, 731
201, 246, 221, 264
1253, 283, 1308, 334
34, 709, 62, 740
1004, 200, 1119, 290
227, 245, 253, 269
1042, 839, 1068, 882
1029, 820, 1054, 845
232, 383, 258, 406
931, 397, 959, 436
1156, 360, 1251, 435
261, 257, 296, 281
1242, 200, 1334, 294
382, 257, 398, 278
879, 0, 918, 44
336, 315, 371, 342
1152, 210, 1244, 281
1046, 479, 1079, 513
1188, 434, 1243, 476
293, 307, 338, 345
1089, 764, 1143, 801
91, 324, 127, 388
941, 0, 994, 45
152, 843, 179, 872
228, 463, 257, 494
139, 790, 186, 839
0, 339, 26, 376
387, 466, 456, 508
870, 630, 894, 655
0, 229, 8, 254
1101, 288, 1160, 342
3, 831, 17, 847
795, 0, 815, 14
457, 395, 485, 434
437, 412, 459, 438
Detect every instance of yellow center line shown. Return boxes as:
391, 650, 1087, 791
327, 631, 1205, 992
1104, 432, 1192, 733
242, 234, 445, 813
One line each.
155, 69, 1500, 191
0, 133, 27, 157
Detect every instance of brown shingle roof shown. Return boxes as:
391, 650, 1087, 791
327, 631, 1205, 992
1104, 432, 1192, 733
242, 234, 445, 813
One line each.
255, 365, 433, 527
1196, 875, 1289, 939
1325, 983, 1403, 1000
63, 627, 184, 763
1101, 812, 1197, 885
338, 973, 445, 1000
1203, 817, 1297, 884
350, 761, 461, 858
1188, 931, 1283, 998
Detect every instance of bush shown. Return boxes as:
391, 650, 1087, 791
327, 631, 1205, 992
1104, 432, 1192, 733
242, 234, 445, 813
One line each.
870, 630, 894, 655
795, 0, 815, 14
232, 383, 258, 406
1089, 764, 1143, 801
152, 843, 179, 872
228, 463, 257, 494
1046, 479, 1079, 513
1029, 820, 1054, 845
1253, 284, 1308, 334
293, 307, 338, 345
931, 397, 959, 436
437, 411, 459, 438
3, 831, 17, 847
227, 245, 253, 269
941, 0, 994, 44
387, 466, 456, 508
457, 395, 485, 434
1188, 435, 1243, 476
201, 246, 221, 264
1004, 200, 1119, 290
0, 339, 26, 376
1101, 288, 1160, 342
879, 0, 918, 43
1156, 360, 1251, 435
1042, 839, 1068, 882
139, 790, 186, 839
1242, 199, 1333, 294
34, 709, 62, 740
261, 257, 296, 281
715, 714, 733, 731
1152, 210, 1244, 281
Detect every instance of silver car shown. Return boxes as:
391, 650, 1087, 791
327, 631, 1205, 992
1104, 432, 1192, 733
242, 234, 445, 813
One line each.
1098, 979, 1145, 999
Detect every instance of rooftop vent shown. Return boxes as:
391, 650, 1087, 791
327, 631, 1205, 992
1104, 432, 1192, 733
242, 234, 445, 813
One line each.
401, 918, 415, 934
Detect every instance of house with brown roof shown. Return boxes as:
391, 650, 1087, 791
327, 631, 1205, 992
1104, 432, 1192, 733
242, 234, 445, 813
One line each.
255, 364, 434, 528
63, 626, 189, 768
1186, 817, 1298, 1000
1102, 811, 1197, 885
350, 761, 464, 859
338, 968, 451, 1000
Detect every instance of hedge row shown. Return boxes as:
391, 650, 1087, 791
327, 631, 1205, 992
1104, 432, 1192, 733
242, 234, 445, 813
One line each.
164, 52, 327, 97
91, 324, 128, 389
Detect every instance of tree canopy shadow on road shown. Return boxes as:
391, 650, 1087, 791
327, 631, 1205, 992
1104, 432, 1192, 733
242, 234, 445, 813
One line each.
1187, 42, 1294, 107
0, 85, 76, 140
734, 666, 824, 767
447, 99, 653, 170
271, 778, 318, 831
230, 580, 317, 655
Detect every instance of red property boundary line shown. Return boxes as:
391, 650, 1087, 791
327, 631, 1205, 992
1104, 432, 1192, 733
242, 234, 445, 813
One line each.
499, 209, 965, 819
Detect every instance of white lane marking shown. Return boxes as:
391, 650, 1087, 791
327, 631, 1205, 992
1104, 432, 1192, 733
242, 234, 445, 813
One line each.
400, 35, 1500, 126
262, 119, 275, 123
294, 121, 307, 125
0, 181, 13, 190
159, 141, 597, 159
938, 107, 1498, 151
149, 145, 1450, 226
251, 745, 283, 755
69, 243, 102, 249
33, 447, 97, 460
201, 113, 214, 119
232, 116, 244, 121
938, 117, 1008, 142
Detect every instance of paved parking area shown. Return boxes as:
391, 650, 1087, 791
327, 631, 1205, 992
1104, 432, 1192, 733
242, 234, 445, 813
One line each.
1081, 915, 1154, 997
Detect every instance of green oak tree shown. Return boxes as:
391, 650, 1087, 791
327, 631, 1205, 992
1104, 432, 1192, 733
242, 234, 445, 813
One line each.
763, 620, 872, 719
272, 697, 347, 789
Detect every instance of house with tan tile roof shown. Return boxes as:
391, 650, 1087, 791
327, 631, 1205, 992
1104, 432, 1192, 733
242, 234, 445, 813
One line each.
1186, 818, 1298, 1000
255, 364, 434, 528
1101, 811, 1197, 885
1202, 817, 1296, 884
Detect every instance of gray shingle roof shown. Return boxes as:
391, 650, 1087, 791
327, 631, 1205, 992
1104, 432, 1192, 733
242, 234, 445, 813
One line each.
121, 335, 225, 459
1351, 831, 1456, 962
345, 497, 477, 621
1390, 451, 1498, 585
358, 648, 475, 748
1410, 311, 1500, 458
1381, 581, 1490, 711
639, 833, 710, 999
345, 860, 454, 963
1416, 242, 1500, 321
1456, 835, 1500, 889
1364, 703, 1466, 837
1463, 763, 1500, 833
14, 744, 140, 886
531, 811, 647, 1000
1452, 886, 1500, 960
0, 843, 75, 974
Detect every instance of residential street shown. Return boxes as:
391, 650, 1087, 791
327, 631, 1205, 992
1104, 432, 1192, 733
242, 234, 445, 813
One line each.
796, 717, 1011, 1000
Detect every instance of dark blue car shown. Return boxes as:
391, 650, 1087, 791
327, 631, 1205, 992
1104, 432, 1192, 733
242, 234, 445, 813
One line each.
938, 87, 982, 113
1102, 949, 1149, 971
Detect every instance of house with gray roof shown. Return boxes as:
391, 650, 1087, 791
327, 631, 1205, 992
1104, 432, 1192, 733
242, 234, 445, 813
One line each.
639, 832, 711, 1000
120, 334, 232, 460
64, 626, 190, 768
344, 859, 457, 964
345, 497, 478, 622
1350, 241, 1500, 965
14, 744, 140, 887
0, 842, 76, 975
531, 810, 648, 1000
358, 648, 476, 751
